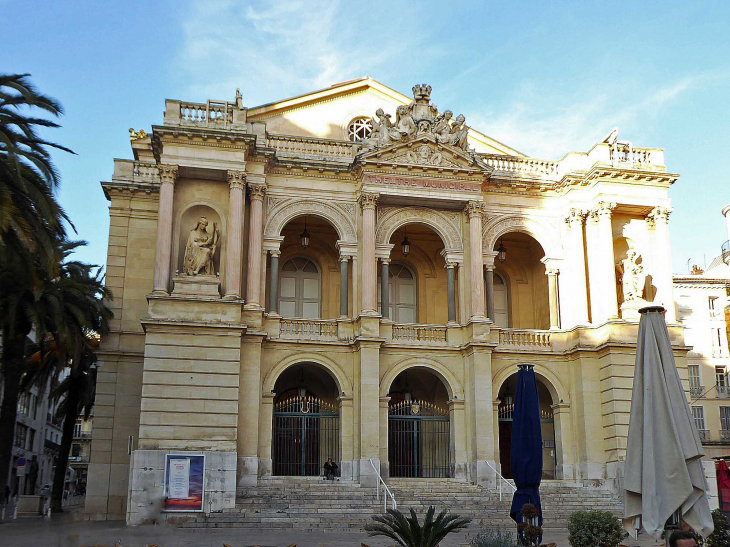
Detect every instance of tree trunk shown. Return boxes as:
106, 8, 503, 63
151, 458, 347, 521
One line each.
0, 329, 27, 496
51, 367, 80, 513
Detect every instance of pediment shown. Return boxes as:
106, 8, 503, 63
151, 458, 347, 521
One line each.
359, 135, 486, 172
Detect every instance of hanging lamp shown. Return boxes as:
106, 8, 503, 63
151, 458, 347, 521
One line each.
401, 226, 411, 257
300, 217, 310, 249
497, 238, 507, 263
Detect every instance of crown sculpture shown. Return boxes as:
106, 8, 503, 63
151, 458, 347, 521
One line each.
360, 84, 471, 153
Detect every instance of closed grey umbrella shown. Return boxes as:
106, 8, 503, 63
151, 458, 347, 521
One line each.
623, 306, 714, 539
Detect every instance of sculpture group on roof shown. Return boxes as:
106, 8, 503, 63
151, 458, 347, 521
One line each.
361, 84, 472, 153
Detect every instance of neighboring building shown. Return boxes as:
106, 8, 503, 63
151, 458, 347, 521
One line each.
86, 78, 686, 523
674, 207, 730, 460
1, 375, 63, 496
68, 415, 93, 494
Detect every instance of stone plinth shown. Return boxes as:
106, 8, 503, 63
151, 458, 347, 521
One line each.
620, 298, 649, 321
172, 275, 221, 298
16, 495, 42, 517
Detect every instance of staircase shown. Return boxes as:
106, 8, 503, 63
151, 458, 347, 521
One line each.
180, 477, 623, 532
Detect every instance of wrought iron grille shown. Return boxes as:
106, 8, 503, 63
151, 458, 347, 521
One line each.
273, 396, 340, 477
497, 404, 554, 422
388, 400, 451, 478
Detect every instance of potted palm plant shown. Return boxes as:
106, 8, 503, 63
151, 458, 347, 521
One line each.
364, 505, 471, 547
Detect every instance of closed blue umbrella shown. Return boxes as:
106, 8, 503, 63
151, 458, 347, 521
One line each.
510, 364, 543, 528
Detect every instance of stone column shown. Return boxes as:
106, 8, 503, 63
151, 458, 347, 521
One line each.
339, 396, 355, 480
546, 267, 560, 329
466, 346, 496, 487
449, 399, 468, 480
551, 402, 575, 479
565, 209, 589, 325
238, 336, 263, 486
244, 182, 266, 309
485, 267, 494, 321
380, 258, 390, 319
379, 396, 391, 478
360, 193, 378, 314
224, 170, 246, 300
648, 206, 676, 322
152, 164, 178, 294
258, 392, 275, 477
359, 341, 381, 486
446, 261, 457, 324
465, 201, 485, 319
339, 255, 349, 318
268, 250, 280, 314
586, 202, 618, 323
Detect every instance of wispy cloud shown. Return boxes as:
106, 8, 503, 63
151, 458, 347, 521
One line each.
174, 0, 443, 106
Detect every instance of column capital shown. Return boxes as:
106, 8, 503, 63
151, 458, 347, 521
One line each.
157, 164, 178, 184
444, 260, 457, 269
483, 250, 499, 270
227, 170, 247, 190
359, 192, 378, 210
269, 249, 281, 258
248, 182, 267, 200
464, 200, 485, 220
587, 201, 616, 223
381, 257, 392, 265
647, 206, 671, 227
565, 208, 587, 227
541, 256, 563, 274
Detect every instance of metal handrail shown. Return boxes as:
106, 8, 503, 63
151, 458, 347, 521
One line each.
486, 461, 516, 501
369, 458, 397, 511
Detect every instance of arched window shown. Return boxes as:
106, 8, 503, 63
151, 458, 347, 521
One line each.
279, 257, 321, 318
347, 117, 373, 142
493, 272, 509, 328
378, 263, 417, 324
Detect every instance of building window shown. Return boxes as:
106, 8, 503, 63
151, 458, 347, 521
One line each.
14, 423, 28, 448
378, 263, 417, 324
709, 296, 720, 318
279, 257, 321, 319
74, 420, 82, 438
692, 406, 706, 431
17, 393, 29, 416
713, 328, 724, 356
721, 407, 730, 432
688, 365, 702, 397
27, 428, 35, 451
347, 117, 373, 142
717, 366, 727, 387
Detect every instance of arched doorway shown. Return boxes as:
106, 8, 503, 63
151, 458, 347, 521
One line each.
387, 368, 451, 478
272, 363, 340, 476
378, 262, 417, 323
497, 372, 557, 480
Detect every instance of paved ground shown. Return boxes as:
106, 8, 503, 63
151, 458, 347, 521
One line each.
0, 514, 665, 547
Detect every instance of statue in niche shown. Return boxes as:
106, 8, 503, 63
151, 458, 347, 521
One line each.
183, 217, 220, 276
616, 248, 646, 302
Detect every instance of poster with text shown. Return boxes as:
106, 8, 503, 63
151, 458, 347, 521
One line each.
164, 454, 205, 511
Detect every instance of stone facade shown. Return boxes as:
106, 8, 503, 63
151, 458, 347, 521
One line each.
85, 78, 690, 522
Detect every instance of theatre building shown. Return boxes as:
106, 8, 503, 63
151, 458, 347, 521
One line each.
85, 78, 688, 522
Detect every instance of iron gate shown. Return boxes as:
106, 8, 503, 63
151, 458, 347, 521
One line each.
273, 396, 340, 476
388, 400, 450, 478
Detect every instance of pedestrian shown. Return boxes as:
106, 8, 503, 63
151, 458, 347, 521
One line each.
323, 458, 338, 481
668, 530, 698, 547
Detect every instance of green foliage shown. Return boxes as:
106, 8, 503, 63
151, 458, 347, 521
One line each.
707, 510, 730, 547
470, 528, 519, 547
567, 510, 624, 547
365, 506, 472, 547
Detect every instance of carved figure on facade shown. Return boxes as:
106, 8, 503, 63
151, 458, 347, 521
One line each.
359, 84, 472, 153
183, 217, 220, 275
616, 248, 646, 302
129, 128, 148, 141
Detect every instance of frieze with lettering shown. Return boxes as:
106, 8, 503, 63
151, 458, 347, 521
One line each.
363, 174, 481, 193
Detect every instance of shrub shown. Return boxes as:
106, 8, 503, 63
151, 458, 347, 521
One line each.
707, 509, 730, 547
470, 529, 519, 547
567, 510, 624, 547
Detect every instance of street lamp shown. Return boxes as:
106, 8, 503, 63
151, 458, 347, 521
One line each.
497, 239, 507, 263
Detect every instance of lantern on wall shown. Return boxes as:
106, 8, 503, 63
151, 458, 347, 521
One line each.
401, 226, 411, 257
497, 238, 507, 263
300, 217, 310, 249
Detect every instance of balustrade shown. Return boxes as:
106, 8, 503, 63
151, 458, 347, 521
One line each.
497, 329, 552, 349
279, 318, 338, 340
610, 144, 657, 167
392, 324, 447, 345
179, 100, 233, 127
265, 135, 355, 159
481, 155, 560, 179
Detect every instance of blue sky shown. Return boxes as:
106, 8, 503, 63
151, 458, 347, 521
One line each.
3, 0, 730, 273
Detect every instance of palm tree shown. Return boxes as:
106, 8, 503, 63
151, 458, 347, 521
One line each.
0, 73, 74, 496
22, 240, 112, 511
364, 506, 472, 547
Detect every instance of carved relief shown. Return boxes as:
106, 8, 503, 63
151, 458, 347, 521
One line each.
264, 198, 357, 243
375, 206, 463, 251
389, 144, 458, 168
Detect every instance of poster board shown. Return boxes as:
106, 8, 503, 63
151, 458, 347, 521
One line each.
164, 454, 205, 512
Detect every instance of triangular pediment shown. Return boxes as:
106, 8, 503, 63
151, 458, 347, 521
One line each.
359, 135, 486, 172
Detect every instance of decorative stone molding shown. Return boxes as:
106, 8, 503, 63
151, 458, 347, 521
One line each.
359, 192, 379, 210
157, 164, 178, 184
587, 201, 616, 222
375, 206, 463, 251
482, 214, 562, 258
647, 206, 671, 228
248, 183, 267, 200
227, 170, 246, 190
464, 200, 484, 219
264, 199, 357, 243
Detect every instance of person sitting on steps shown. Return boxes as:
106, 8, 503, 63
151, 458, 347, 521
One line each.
323, 458, 338, 481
